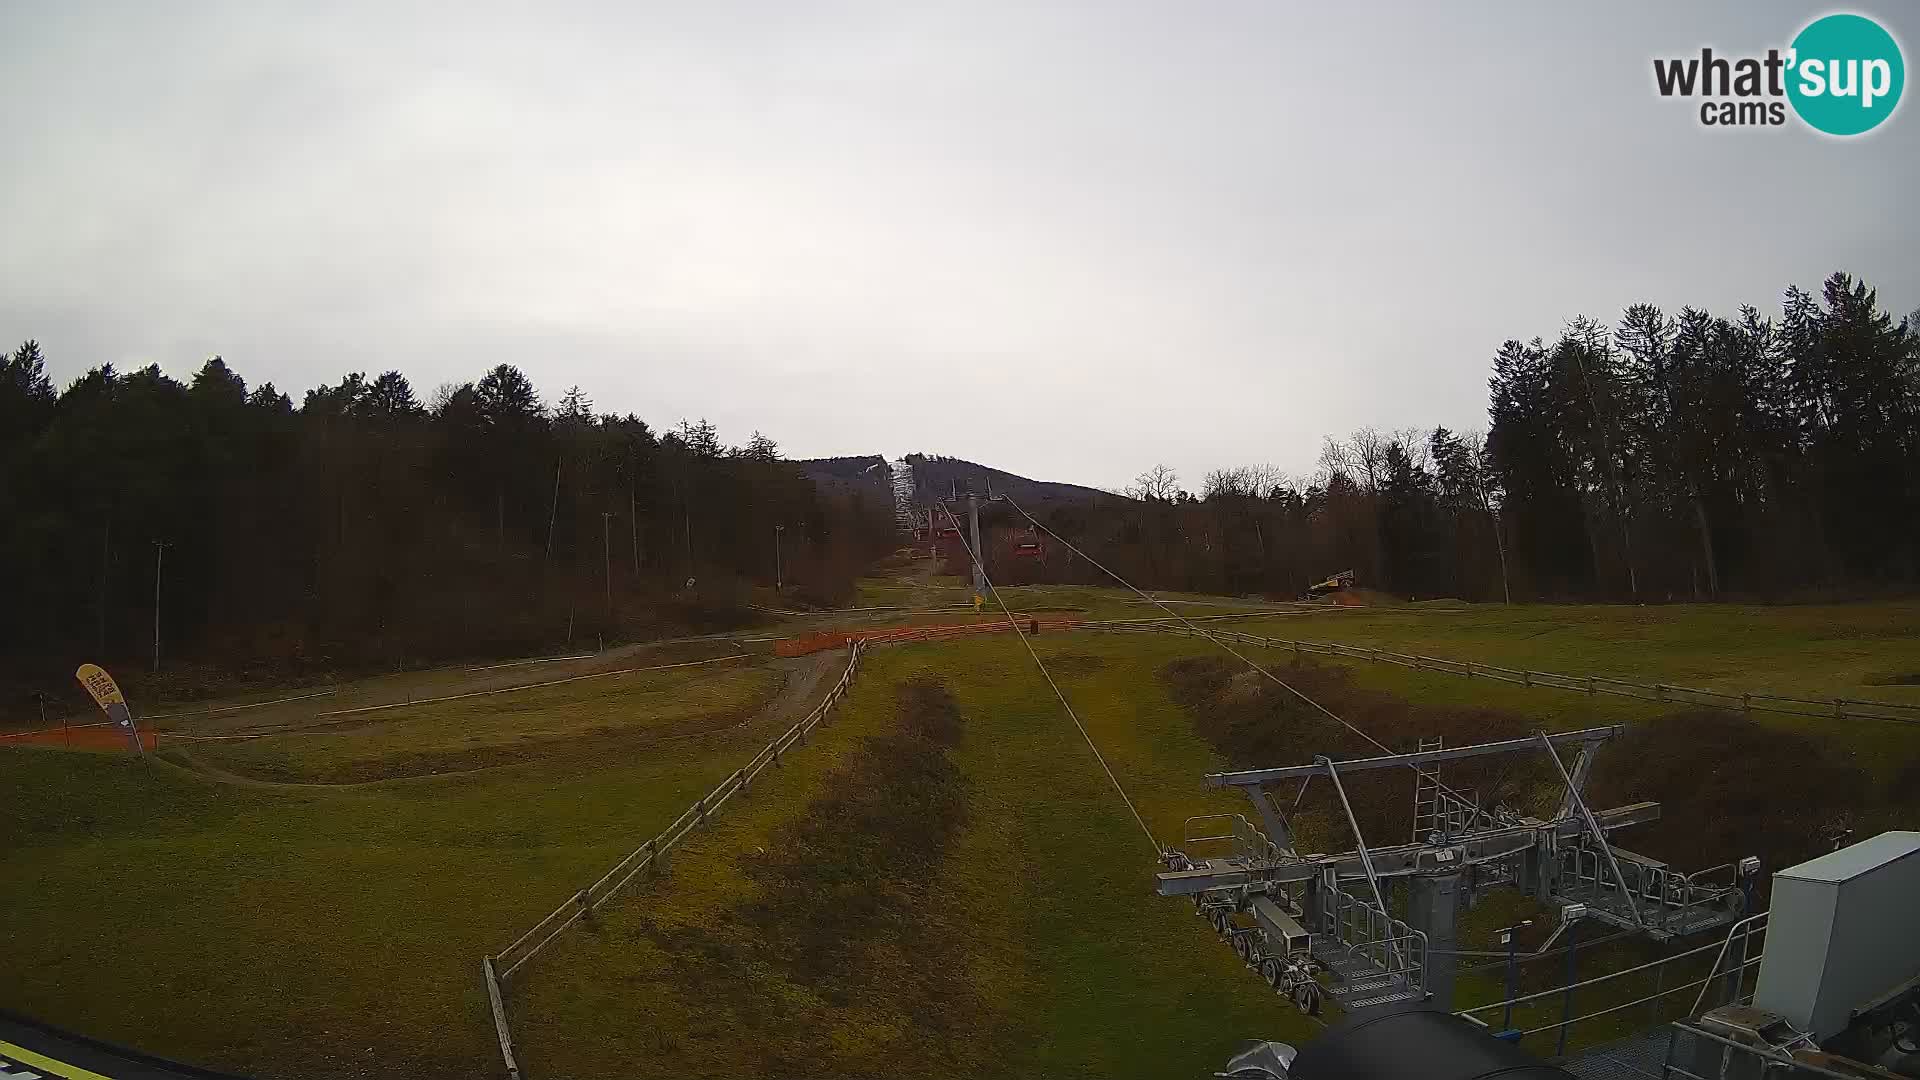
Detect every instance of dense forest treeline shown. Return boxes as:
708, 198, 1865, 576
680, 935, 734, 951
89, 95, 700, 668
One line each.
999, 273, 1920, 602
0, 352, 893, 701
5, 269, 1912, 704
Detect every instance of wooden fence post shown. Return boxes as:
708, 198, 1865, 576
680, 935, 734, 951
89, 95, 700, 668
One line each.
484, 957, 522, 1080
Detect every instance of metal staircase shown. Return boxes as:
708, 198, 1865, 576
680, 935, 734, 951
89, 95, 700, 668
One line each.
1177, 816, 1431, 1013
1311, 884, 1430, 1010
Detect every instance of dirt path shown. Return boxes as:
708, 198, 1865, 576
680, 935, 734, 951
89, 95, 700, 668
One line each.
157, 651, 846, 792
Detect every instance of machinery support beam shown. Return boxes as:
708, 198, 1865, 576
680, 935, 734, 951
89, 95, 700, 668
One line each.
1409, 869, 1465, 1010
1154, 801, 1660, 896
1554, 745, 1599, 820
1207, 726, 1625, 788
1318, 755, 1404, 977
1536, 731, 1644, 927
1244, 785, 1296, 854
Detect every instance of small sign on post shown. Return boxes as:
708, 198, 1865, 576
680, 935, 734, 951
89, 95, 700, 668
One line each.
76, 662, 143, 754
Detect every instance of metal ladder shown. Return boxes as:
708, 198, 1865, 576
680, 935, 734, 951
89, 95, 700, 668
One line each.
1411, 736, 1444, 841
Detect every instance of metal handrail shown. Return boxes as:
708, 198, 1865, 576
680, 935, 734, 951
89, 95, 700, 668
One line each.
1317, 755, 1408, 979
1335, 927, 1430, 985
1661, 1021, 1860, 1080
1557, 849, 1747, 934
1517, 956, 1764, 1038
1182, 814, 1242, 845
1691, 911, 1769, 1015
1181, 813, 1281, 864
1538, 731, 1643, 927
1324, 886, 1427, 975
1682, 863, 1739, 890
1458, 931, 1746, 1016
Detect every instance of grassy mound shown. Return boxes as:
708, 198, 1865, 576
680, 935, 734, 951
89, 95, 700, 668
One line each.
1589, 711, 1881, 878
1161, 655, 1546, 851
1161, 654, 1910, 892
518, 677, 999, 1079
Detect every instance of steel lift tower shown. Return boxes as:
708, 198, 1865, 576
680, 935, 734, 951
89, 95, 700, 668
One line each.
1158, 727, 1761, 1016
939, 484, 996, 598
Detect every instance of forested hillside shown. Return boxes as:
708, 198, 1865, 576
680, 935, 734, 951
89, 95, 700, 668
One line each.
906, 453, 1122, 505
5, 269, 1911, 703
1015, 272, 1919, 601
0, 355, 894, 697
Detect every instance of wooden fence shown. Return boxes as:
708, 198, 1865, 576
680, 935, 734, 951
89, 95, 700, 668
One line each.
1081, 621, 1920, 726
482, 625, 992, 1078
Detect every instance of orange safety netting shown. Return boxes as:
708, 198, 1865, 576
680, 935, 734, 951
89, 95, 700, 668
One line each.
774, 615, 1082, 656
0, 724, 160, 751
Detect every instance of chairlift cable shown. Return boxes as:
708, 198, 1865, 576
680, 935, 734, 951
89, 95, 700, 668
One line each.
937, 501, 1161, 856
1002, 494, 1485, 808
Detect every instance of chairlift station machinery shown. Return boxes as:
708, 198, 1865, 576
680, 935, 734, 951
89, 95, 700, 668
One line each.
1158, 725, 1762, 1015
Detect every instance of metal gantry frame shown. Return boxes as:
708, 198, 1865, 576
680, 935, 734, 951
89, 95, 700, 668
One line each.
1318, 754, 1406, 979
1162, 726, 1760, 1017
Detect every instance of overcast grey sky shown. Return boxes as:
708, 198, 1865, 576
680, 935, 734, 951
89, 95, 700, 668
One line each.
2, 2, 1914, 491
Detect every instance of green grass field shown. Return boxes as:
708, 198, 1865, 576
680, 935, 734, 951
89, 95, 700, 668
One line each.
4, 593, 1918, 1078
510, 633, 1312, 1079
185, 660, 784, 783
1201, 600, 1920, 779
0, 654, 837, 1079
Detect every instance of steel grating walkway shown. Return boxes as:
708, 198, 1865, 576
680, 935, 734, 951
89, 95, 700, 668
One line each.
1561, 1025, 1698, 1080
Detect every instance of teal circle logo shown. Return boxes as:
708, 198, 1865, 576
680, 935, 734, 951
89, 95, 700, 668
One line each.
1787, 13, 1904, 135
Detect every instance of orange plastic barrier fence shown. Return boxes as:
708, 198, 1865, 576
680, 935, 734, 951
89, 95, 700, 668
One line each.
0, 724, 160, 751
774, 615, 1081, 656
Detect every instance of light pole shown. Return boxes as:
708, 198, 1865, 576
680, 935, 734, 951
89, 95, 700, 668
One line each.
629, 482, 640, 576
774, 524, 786, 594
602, 512, 614, 618
967, 493, 986, 597
1557, 905, 1587, 1056
98, 522, 110, 653
151, 540, 169, 672
1497, 919, 1533, 1034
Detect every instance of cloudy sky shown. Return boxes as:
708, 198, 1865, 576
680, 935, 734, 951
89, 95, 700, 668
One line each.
2, 2, 1914, 491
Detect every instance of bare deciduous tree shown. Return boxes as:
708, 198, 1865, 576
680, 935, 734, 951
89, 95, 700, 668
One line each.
1128, 464, 1181, 502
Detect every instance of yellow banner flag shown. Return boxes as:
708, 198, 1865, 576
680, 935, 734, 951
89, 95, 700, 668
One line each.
74, 663, 142, 754
75, 663, 127, 709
